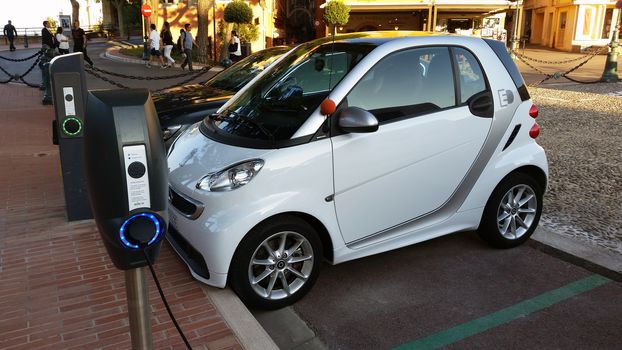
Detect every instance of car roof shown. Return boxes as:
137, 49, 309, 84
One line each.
303, 31, 448, 48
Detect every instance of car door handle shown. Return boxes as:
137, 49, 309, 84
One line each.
468, 91, 494, 118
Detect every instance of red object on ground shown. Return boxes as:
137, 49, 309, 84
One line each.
320, 98, 336, 115
529, 123, 540, 138
141, 3, 152, 17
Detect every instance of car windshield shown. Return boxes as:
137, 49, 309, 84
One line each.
205, 41, 374, 142
206, 47, 290, 92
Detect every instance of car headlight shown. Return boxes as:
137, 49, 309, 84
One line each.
162, 125, 182, 140
196, 159, 264, 192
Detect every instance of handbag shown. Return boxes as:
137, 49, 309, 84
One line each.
228, 42, 238, 52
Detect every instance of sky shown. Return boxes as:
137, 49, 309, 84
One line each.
3, 0, 103, 34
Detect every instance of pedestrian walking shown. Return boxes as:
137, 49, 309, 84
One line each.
147, 23, 164, 68
56, 27, 69, 54
228, 30, 242, 63
71, 21, 93, 66
3, 20, 17, 51
180, 24, 195, 71
161, 21, 175, 68
41, 21, 54, 49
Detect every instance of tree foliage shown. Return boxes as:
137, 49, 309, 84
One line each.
237, 23, 259, 43
323, 0, 350, 26
224, 0, 253, 25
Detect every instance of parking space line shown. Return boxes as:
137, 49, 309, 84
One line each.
393, 274, 611, 350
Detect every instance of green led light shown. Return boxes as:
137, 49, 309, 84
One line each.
62, 117, 82, 136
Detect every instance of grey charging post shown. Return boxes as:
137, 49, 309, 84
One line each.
49, 53, 93, 221
84, 89, 169, 350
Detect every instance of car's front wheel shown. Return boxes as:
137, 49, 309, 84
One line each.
229, 215, 322, 309
477, 173, 543, 248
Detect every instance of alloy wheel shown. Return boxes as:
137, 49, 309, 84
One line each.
496, 184, 538, 240
248, 231, 314, 300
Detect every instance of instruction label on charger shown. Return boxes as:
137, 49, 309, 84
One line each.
123, 144, 150, 211
63, 87, 76, 116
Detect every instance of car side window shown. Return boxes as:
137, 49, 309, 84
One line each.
453, 47, 487, 104
346, 47, 455, 124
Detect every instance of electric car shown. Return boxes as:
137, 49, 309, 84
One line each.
166, 32, 547, 309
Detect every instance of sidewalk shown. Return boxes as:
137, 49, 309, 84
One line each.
0, 83, 275, 350
513, 44, 621, 85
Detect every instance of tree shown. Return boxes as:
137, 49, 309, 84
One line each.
197, 0, 210, 63
323, 0, 350, 36
69, 0, 80, 25
109, 0, 128, 38
224, 0, 253, 30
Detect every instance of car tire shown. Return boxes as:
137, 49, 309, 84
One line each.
477, 173, 543, 249
229, 215, 323, 310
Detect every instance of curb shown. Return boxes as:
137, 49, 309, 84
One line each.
203, 286, 279, 350
529, 226, 622, 282
103, 47, 222, 72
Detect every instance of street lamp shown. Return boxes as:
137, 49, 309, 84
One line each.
601, 1, 622, 82
510, 0, 521, 57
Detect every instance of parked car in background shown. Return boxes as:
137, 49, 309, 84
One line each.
152, 46, 290, 146
166, 32, 547, 309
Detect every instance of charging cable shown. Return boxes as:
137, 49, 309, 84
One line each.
143, 251, 193, 350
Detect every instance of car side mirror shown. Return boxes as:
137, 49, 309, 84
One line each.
338, 107, 379, 133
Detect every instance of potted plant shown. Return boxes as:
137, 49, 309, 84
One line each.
323, 0, 350, 36
224, 0, 256, 57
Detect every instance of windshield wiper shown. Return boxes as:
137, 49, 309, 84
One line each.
212, 110, 275, 142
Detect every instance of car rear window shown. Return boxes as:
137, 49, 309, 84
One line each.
483, 39, 530, 101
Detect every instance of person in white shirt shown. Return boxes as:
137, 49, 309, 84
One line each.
147, 23, 164, 68
55, 27, 69, 54
229, 30, 242, 62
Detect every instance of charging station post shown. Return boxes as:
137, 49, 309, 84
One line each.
84, 89, 169, 350
49, 53, 93, 221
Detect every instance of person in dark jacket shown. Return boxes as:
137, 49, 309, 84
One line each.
161, 21, 175, 68
41, 21, 54, 49
71, 20, 93, 66
3, 20, 17, 51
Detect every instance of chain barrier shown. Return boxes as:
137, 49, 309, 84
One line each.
85, 65, 212, 92
88, 65, 211, 81
512, 46, 605, 65
84, 67, 131, 89
512, 46, 609, 86
154, 69, 212, 93
0, 49, 44, 62
0, 53, 43, 87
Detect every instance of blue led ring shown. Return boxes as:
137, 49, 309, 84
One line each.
119, 213, 162, 249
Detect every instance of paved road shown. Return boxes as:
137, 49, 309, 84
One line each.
255, 232, 621, 349
0, 42, 217, 91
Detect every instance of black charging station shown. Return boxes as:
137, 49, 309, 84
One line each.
50, 53, 93, 221
84, 89, 168, 270
84, 89, 169, 349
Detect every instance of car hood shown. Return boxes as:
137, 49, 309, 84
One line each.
167, 123, 274, 193
153, 84, 234, 115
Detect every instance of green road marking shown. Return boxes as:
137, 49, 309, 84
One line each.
394, 274, 611, 350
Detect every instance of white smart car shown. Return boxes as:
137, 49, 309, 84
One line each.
166, 32, 547, 309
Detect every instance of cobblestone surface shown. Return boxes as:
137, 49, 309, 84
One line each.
530, 84, 622, 254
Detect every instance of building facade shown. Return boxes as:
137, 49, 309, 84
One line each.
523, 0, 620, 51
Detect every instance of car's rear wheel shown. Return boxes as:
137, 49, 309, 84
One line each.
229, 215, 322, 309
477, 173, 543, 248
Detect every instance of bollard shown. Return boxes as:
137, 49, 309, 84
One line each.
601, 0, 622, 82
40, 48, 55, 104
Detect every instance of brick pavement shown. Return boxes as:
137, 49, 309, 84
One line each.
0, 83, 242, 350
